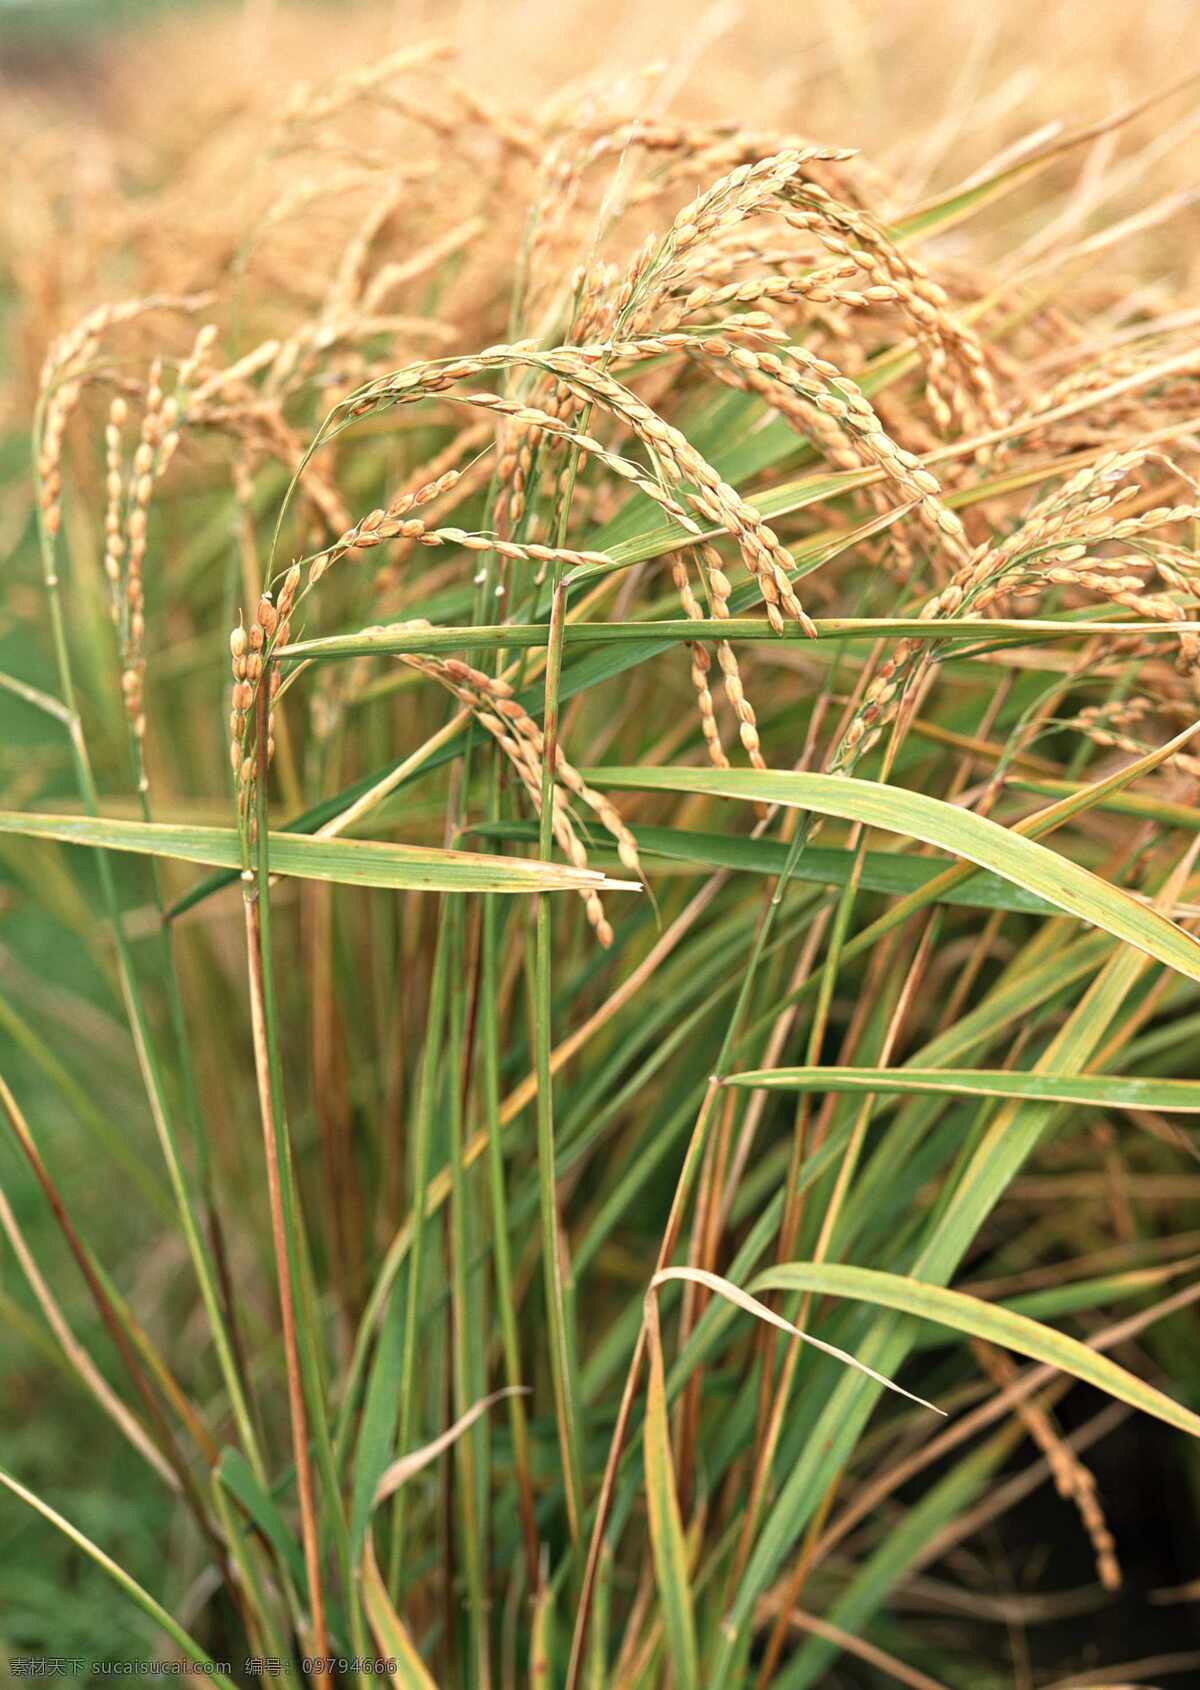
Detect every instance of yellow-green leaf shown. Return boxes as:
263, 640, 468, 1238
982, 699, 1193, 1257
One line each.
587, 768, 1200, 984
724, 1066, 1200, 1112
361, 1536, 439, 1689
643, 1296, 699, 1690
753, 1263, 1200, 1439
0, 811, 635, 897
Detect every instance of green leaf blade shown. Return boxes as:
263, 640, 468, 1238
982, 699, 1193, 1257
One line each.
0, 810, 636, 896
585, 767, 1200, 984
644, 1303, 700, 1690
753, 1262, 1200, 1439
724, 1065, 1200, 1112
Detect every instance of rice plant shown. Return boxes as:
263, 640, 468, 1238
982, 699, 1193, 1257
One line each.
3, 7, 1200, 1685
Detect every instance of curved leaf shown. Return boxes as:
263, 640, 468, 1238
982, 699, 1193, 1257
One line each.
724, 1065, 1200, 1112
0, 1466, 236, 1687
651, 1268, 941, 1414
0, 810, 636, 897
280, 616, 1195, 664
587, 767, 1200, 984
473, 820, 1056, 914
371, 1388, 528, 1510
753, 1263, 1200, 1438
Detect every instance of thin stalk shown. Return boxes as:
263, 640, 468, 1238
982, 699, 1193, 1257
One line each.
563, 1081, 722, 1690
244, 679, 330, 1684
130, 722, 262, 1454
246, 676, 361, 1656
390, 899, 452, 1586
753, 917, 939, 1687
472, 458, 541, 1593
482, 870, 541, 1589
524, 260, 661, 1554
733, 826, 870, 1588
210, 1475, 293, 1662
730, 700, 940, 1610
447, 895, 489, 1687
569, 726, 859, 1664
30, 396, 264, 1483
568, 805, 819, 1688
532, 568, 586, 1542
